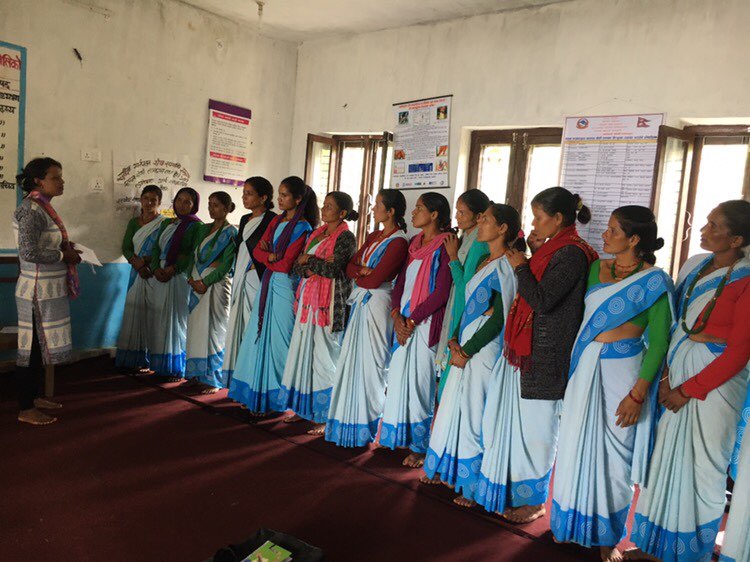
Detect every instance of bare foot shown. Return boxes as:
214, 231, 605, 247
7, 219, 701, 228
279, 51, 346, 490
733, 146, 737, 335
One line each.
163, 376, 183, 383
419, 473, 442, 485
402, 452, 425, 468
33, 398, 62, 409
601, 547, 623, 562
500, 507, 516, 519
503, 504, 546, 524
18, 408, 57, 425
453, 496, 476, 508
623, 549, 661, 561
306, 423, 326, 436
283, 414, 302, 424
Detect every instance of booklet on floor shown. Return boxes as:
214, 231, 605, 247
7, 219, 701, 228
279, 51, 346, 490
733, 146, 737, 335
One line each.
242, 540, 292, 562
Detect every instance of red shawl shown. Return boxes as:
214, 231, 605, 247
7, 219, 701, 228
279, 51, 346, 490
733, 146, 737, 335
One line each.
503, 225, 597, 373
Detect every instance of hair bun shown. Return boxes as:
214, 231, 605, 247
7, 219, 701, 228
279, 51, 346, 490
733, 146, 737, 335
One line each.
348, 210, 360, 222
654, 237, 665, 250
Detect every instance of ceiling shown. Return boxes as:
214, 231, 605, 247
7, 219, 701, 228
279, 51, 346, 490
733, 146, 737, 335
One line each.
178, 0, 573, 42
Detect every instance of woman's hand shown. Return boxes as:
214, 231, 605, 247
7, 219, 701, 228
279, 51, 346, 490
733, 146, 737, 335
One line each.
658, 368, 671, 403
661, 387, 690, 413
449, 351, 469, 369
527, 231, 545, 254
268, 253, 278, 263
259, 240, 270, 251
615, 394, 642, 427
443, 233, 460, 262
192, 280, 207, 295
447, 338, 460, 354
138, 266, 153, 279
297, 254, 310, 265
129, 256, 146, 271
359, 266, 373, 277
153, 268, 167, 282
506, 248, 528, 269
61, 242, 82, 265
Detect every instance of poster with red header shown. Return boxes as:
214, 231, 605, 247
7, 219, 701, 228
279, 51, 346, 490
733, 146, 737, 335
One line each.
203, 99, 252, 186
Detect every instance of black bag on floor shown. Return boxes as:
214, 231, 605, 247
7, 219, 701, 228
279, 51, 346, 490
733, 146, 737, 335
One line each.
208, 527, 324, 562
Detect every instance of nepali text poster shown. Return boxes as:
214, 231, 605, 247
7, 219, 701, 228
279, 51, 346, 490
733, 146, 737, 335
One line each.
0, 41, 25, 250
391, 95, 452, 190
560, 113, 664, 255
113, 151, 191, 217
203, 99, 251, 186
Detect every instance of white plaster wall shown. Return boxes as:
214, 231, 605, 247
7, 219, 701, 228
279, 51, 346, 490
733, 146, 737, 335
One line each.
0, 0, 298, 261
290, 0, 750, 213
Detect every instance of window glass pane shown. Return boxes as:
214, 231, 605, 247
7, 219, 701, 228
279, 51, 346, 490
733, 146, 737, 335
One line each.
654, 137, 688, 271
687, 142, 747, 258
339, 144, 366, 231
521, 145, 562, 235
478, 144, 511, 203
309, 141, 331, 203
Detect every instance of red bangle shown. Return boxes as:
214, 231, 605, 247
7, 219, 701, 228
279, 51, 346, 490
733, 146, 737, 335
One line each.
628, 390, 644, 404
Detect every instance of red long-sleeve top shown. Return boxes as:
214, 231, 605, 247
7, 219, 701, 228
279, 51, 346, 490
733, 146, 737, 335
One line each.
391, 244, 452, 347
252, 220, 309, 274
346, 230, 409, 289
682, 275, 750, 400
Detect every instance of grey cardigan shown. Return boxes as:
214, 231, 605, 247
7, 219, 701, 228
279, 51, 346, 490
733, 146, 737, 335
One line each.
514, 245, 590, 401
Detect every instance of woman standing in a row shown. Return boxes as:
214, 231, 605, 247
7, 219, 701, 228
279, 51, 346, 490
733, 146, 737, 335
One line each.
277, 192, 358, 434
184, 192, 238, 393
116, 184, 164, 372
423, 204, 522, 507
381, 192, 453, 468
228, 177, 317, 414
149, 187, 202, 381
325, 190, 409, 447
552, 206, 673, 562
628, 200, 750, 562
221, 177, 276, 385
477, 187, 597, 524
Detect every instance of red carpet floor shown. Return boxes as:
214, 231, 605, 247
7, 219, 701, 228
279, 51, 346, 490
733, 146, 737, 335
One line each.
1, 356, 604, 562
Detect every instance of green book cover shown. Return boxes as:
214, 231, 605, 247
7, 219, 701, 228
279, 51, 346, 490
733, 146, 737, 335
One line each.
242, 540, 293, 562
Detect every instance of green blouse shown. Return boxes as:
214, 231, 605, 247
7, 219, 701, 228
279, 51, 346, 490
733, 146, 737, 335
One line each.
587, 260, 672, 382
185, 223, 237, 286
151, 219, 202, 275
451, 276, 505, 356
121, 217, 140, 261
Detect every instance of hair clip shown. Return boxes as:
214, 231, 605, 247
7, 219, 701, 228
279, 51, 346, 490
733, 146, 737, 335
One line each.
517, 229, 525, 239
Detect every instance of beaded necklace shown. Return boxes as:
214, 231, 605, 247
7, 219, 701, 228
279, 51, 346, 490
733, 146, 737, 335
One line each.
610, 259, 644, 281
680, 258, 737, 335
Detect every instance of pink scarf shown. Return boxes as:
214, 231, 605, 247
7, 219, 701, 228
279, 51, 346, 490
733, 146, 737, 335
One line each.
408, 231, 450, 312
297, 221, 349, 327
27, 190, 80, 299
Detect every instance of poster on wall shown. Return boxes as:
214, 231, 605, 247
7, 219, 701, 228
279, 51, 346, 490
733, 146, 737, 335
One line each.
203, 99, 251, 186
391, 95, 452, 190
113, 151, 191, 217
560, 113, 664, 255
0, 40, 25, 251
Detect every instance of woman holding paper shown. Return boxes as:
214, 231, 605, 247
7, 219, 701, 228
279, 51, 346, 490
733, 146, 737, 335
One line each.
550, 206, 673, 562
184, 191, 238, 393
627, 200, 750, 562
149, 187, 203, 381
13, 157, 81, 425
115, 184, 165, 372
221, 177, 276, 385
228, 176, 317, 415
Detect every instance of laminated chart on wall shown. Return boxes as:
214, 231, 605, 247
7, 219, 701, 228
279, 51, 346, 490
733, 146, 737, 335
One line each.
113, 151, 191, 218
204, 99, 252, 186
560, 113, 664, 255
0, 41, 25, 250
391, 95, 452, 190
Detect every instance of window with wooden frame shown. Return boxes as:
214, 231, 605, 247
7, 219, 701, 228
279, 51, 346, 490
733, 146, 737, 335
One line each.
652, 124, 750, 275
304, 133, 392, 244
466, 128, 563, 235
